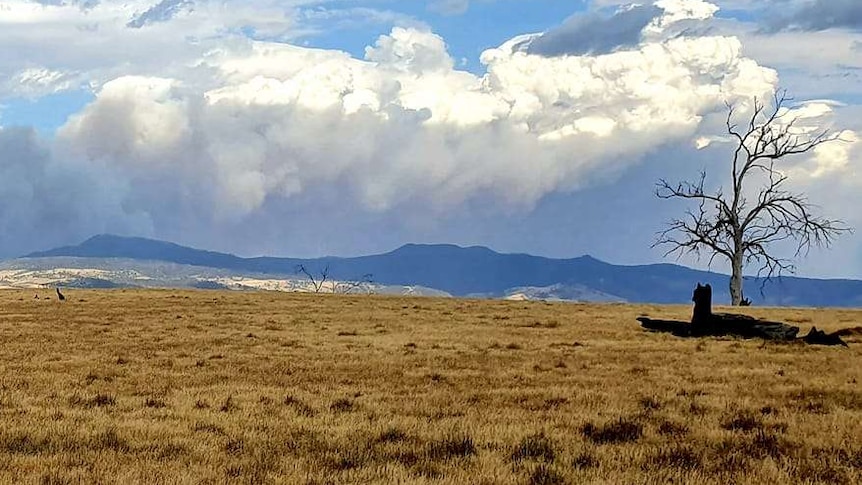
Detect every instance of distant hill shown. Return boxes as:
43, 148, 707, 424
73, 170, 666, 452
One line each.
23, 234, 862, 306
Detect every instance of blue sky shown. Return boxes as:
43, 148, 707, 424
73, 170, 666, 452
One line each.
300, 1, 587, 69
0, 0, 861, 279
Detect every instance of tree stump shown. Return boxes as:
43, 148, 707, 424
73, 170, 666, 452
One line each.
636, 283, 849, 343
689, 283, 799, 340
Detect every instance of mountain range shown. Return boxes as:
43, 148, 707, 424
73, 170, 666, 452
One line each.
11, 234, 862, 307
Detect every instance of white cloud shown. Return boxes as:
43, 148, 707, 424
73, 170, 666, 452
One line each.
54, 2, 780, 226
0, 0, 306, 98
0, 0, 858, 271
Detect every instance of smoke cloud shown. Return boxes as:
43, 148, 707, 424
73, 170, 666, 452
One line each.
0, 0, 857, 264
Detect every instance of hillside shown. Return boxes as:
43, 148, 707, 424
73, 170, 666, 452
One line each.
22, 234, 862, 306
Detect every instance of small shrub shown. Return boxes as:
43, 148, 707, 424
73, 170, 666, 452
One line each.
225, 465, 242, 478
1, 433, 52, 455
759, 405, 779, 415
89, 429, 129, 452
581, 418, 643, 444
541, 397, 568, 410
511, 433, 555, 462
39, 473, 70, 485
686, 401, 709, 416
284, 395, 315, 416
746, 430, 796, 460
795, 460, 850, 485
657, 420, 689, 437
225, 438, 245, 455
572, 451, 599, 470
329, 398, 354, 413
145, 397, 166, 409
220, 395, 238, 413
639, 396, 662, 411
192, 422, 226, 435
87, 394, 116, 408
645, 445, 701, 471
142, 442, 188, 460
412, 463, 444, 479
374, 427, 408, 444
529, 464, 565, 485
426, 434, 476, 461
721, 410, 764, 433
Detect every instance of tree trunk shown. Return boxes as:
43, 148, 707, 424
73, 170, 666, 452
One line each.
729, 250, 744, 306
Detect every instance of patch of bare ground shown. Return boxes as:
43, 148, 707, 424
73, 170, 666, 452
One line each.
0, 289, 859, 483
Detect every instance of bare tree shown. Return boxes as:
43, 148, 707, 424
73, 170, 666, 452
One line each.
655, 91, 851, 305
295, 264, 330, 293
334, 274, 375, 294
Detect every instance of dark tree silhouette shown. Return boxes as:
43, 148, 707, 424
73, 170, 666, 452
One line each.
655, 91, 851, 305
56, 288, 66, 301
295, 264, 329, 293
296, 264, 374, 294
334, 274, 374, 294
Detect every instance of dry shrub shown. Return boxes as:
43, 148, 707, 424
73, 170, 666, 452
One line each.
571, 451, 599, 470
644, 445, 702, 471
426, 434, 476, 461
529, 464, 565, 485
329, 398, 355, 413
657, 420, 689, 437
581, 418, 643, 444
511, 433, 555, 462
284, 395, 315, 417
721, 409, 765, 432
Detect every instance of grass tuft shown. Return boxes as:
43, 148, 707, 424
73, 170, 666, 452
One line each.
529, 464, 565, 485
426, 434, 476, 461
511, 433, 556, 462
284, 395, 315, 416
581, 418, 643, 444
329, 398, 355, 413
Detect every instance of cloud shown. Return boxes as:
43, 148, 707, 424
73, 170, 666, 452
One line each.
528, 5, 663, 57
0, 126, 146, 257
527, 0, 721, 57
127, 0, 194, 29
765, 0, 862, 32
427, 0, 469, 16
0, 0, 301, 98
54, 3, 777, 227
1, 0, 857, 268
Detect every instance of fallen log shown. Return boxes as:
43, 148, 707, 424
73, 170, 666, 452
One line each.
637, 283, 846, 345
636, 317, 690, 337
803, 327, 849, 347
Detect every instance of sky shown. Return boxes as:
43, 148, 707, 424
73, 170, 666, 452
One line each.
0, 0, 861, 279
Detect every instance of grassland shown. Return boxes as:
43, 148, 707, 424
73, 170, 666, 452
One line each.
0, 289, 860, 484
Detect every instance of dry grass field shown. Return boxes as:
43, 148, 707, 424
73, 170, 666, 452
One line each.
0, 289, 860, 484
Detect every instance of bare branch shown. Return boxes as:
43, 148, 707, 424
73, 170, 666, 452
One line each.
334, 274, 374, 294
295, 264, 330, 293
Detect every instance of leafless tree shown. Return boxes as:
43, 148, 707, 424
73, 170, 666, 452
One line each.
334, 274, 375, 294
295, 264, 329, 293
655, 91, 851, 305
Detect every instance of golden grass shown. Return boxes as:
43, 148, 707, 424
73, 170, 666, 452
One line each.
0, 289, 860, 484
